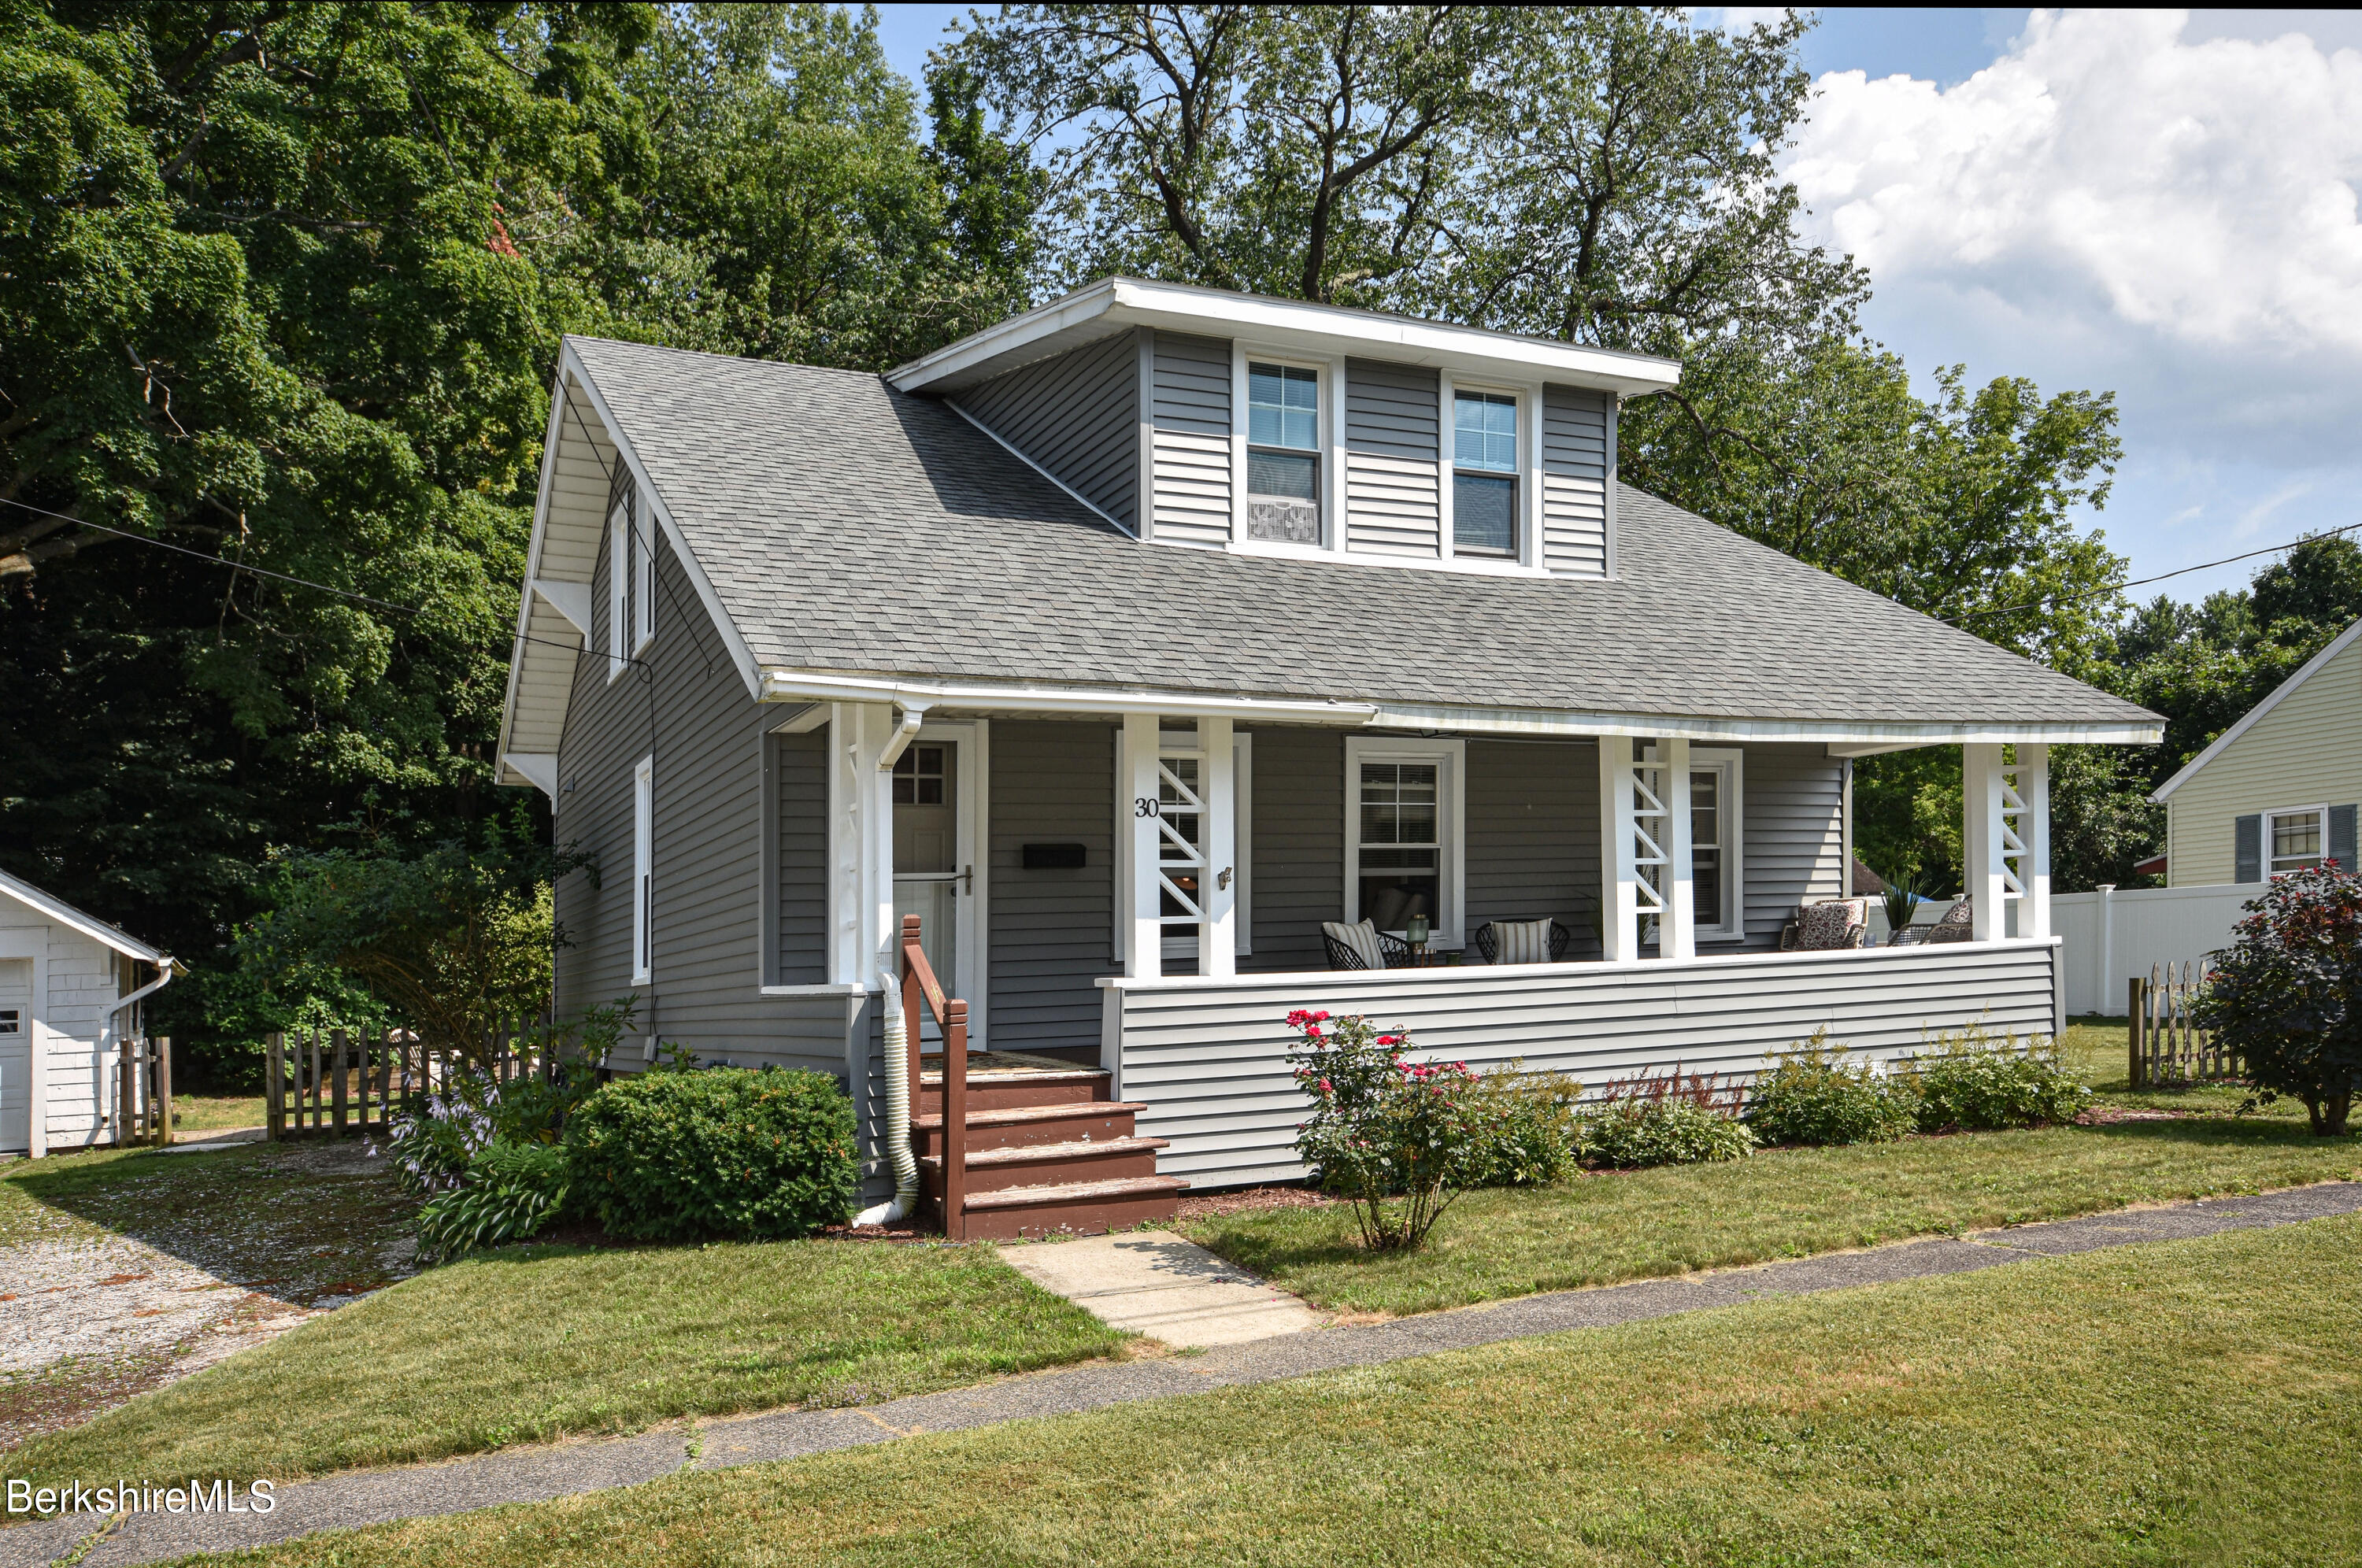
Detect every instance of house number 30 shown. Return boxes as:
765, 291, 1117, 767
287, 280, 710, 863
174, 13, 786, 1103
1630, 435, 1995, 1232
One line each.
1133, 797, 1160, 817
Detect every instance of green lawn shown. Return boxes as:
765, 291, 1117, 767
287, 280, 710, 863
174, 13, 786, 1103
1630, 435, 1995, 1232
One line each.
171, 1093, 267, 1133
2058, 1015, 2259, 1115
219, 1212, 2362, 1568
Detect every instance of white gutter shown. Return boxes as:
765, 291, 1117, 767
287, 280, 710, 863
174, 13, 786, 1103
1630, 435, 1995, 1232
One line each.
760, 671, 1381, 725
104, 958, 176, 1044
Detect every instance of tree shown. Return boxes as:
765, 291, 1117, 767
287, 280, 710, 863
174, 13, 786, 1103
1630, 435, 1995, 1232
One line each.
236, 818, 592, 1063
2196, 864, 2362, 1137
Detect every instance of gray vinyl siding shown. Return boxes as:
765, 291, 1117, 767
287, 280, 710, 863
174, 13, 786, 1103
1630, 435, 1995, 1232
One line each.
953, 333, 1138, 532
553, 500, 854, 1074
1112, 940, 2058, 1187
1344, 359, 1441, 558
1541, 385, 1611, 577
1741, 744, 1846, 945
1150, 331, 1233, 546
774, 728, 828, 985
1242, 727, 1346, 972
988, 720, 1118, 1056
1465, 739, 1602, 954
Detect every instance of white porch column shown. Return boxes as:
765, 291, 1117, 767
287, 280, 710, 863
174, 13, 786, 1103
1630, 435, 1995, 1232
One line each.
1200, 716, 1237, 978
1660, 737, 1697, 961
828, 701, 899, 986
1122, 712, 1163, 978
2020, 743, 2051, 941
1597, 739, 1642, 961
1964, 742, 2006, 942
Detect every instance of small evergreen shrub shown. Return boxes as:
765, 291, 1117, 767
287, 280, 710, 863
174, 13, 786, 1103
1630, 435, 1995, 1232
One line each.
565, 1067, 857, 1241
1579, 1098, 1755, 1168
1747, 1027, 1920, 1146
1457, 1063, 1584, 1187
1912, 1024, 2090, 1130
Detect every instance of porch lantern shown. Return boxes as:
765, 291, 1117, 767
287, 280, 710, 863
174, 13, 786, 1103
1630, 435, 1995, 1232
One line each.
1405, 912, 1431, 955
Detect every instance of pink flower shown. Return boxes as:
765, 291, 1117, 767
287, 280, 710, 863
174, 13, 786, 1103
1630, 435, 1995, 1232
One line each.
1319, 1078, 1332, 1093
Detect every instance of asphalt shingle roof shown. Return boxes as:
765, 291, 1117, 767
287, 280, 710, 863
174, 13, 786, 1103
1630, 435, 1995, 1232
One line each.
572, 335, 2157, 732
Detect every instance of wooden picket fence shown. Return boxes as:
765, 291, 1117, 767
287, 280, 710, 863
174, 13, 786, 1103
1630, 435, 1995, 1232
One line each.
265, 1018, 562, 1140
2128, 961, 2242, 1089
115, 1036, 172, 1148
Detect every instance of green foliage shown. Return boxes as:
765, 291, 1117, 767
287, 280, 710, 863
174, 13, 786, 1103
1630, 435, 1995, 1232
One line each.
2196, 864, 2362, 1137
234, 812, 590, 1058
1457, 1064, 1584, 1188
1286, 1011, 1486, 1250
1579, 1099, 1756, 1169
1746, 1029, 1920, 1147
416, 1139, 570, 1263
565, 1067, 857, 1241
1912, 1025, 2090, 1132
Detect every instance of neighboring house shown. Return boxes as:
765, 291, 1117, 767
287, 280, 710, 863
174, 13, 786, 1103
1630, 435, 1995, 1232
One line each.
496, 276, 2160, 1220
0, 868, 174, 1156
2152, 618, 2362, 885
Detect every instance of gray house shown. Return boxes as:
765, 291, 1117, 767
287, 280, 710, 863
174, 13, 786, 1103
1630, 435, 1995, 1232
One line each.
498, 277, 2160, 1230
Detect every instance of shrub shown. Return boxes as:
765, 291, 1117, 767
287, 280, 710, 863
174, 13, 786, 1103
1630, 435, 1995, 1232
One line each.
416, 1141, 570, 1263
1579, 1098, 1756, 1168
1457, 1063, 1584, 1187
1747, 1027, 1920, 1146
2196, 863, 2362, 1136
565, 1067, 857, 1241
1911, 1024, 2090, 1130
1287, 1011, 1484, 1250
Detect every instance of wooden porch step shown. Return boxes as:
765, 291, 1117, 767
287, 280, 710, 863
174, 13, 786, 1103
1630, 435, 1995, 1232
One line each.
953, 1173, 1189, 1241
913, 1101, 1148, 1153
921, 1134, 1168, 1170
920, 1135, 1168, 1193
917, 1067, 1109, 1113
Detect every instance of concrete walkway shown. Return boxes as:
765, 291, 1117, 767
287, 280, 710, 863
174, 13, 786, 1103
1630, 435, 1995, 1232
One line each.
9, 1181, 2360, 1568
1000, 1230, 1322, 1346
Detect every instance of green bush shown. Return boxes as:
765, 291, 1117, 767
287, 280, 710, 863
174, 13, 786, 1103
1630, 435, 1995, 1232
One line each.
1286, 1011, 1486, 1250
1458, 1064, 1584, 1187
1912, 1025, 2090, 1131
565, 1067, 857, 1241
1579, 1098, 1756, 1168
1747, 1028, 1920, 1146
416, 1140, 570, 1262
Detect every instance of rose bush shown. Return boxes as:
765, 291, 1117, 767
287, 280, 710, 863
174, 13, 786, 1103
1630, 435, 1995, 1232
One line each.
1287, 1011, 1485, 1250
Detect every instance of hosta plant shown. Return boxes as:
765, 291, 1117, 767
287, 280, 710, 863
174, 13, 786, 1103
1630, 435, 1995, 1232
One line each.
416, 1140, 571, 1263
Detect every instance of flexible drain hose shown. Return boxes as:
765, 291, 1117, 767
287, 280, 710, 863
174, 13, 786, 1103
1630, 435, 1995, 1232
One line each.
853, 973, 920, 1226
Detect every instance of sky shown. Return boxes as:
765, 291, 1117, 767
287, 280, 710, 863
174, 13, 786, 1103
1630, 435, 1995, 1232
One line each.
868, 6, 2362, 606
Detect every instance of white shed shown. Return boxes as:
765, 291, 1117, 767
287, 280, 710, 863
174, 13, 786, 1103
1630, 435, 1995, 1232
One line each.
0, 868, 174, 1156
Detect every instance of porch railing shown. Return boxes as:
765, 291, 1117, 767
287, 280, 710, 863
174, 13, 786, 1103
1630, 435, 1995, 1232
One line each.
900, 913, 971, 1239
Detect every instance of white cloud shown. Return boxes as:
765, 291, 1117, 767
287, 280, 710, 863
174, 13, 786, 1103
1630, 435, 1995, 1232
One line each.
1787, 9, 2362, 468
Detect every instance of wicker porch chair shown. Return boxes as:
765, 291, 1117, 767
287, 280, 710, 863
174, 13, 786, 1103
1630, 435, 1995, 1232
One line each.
1920, 897, 1977, 945
1473, 919, 1572, 964
1777, 897, 1868, 952
1322, 919, 1412, 971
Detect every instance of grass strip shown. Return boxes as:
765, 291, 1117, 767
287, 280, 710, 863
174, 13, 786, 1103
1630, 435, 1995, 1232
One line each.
7, 1238, 1126, 1487
222, 1211, 2362, 1568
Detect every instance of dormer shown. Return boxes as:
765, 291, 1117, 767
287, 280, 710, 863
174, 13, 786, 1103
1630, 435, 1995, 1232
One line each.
887, 277, 1679, 581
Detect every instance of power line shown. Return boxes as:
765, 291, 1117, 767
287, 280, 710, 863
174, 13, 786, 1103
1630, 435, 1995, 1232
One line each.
1947, 520, 2362, 626
0, 494, 633, 668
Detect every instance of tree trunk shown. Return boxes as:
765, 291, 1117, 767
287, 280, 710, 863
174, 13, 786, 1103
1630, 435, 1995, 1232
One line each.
2319, 1089, 2352, 1138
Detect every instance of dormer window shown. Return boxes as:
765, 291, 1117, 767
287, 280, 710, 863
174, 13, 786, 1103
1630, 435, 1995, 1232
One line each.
1453, 390, 1519, 557
1246, 362, 1320, 543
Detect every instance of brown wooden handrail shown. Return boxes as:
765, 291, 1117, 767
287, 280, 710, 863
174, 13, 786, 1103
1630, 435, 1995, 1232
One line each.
900, 914, 969, 1240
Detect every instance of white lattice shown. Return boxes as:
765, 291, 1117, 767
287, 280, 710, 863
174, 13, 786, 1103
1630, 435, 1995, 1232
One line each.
1157, 756, 1206, 919
1998, 764, 2028, 903
1631, 756, 1670, 918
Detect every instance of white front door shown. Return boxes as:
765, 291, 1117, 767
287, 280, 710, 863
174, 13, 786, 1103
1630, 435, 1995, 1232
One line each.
0, 960, 31, 1153
891, 724, 983, 1046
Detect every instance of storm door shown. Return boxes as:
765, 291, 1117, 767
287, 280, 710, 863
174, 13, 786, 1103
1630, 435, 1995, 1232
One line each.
892, 726, 983, 1046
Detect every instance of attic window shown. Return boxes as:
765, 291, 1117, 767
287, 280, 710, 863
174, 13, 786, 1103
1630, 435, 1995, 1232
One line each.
1453, 390, 1519, 557
1246, 362, 1320, 544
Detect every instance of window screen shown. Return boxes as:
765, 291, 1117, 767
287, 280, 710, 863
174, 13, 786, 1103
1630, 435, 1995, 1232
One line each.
1453, 390, 1519, 555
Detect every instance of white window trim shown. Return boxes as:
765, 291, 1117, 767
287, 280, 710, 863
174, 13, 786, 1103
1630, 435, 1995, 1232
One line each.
1116, 729, 1253, 960
1690, 746, 1746, 944
2265, 802, 2329, 876
632, 502, 655, 654
632, 756, 653, 986
606, 501, 630, 683
1231, 342, 1342, 551
1446, 379, 1540, 567
1343, 735, 1467, 947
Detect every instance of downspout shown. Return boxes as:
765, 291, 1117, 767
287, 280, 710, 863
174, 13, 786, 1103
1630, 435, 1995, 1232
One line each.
853, 971, 919, 1226
105, 958, 176, 1042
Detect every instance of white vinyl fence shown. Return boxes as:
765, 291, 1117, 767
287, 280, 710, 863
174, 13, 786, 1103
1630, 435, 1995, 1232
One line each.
2052, 882, 2256, 1019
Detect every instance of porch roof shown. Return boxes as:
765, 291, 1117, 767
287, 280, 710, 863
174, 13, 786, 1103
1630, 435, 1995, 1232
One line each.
550, 335, 2160, 747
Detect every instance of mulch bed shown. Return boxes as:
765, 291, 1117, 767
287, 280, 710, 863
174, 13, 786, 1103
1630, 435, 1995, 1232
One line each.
1174, 1185, 1338, 1222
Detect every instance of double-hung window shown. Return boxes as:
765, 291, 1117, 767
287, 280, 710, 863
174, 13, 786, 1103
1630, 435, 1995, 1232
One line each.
1345, 738, 1464, 943
632, 756, 653, 986
1246, 362, 1321, 543
2268, 805, 2324, 875
1453, 390, 1519, 557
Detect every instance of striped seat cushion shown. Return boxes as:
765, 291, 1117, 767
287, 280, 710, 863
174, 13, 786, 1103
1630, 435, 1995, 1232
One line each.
1490, 918, 1554, 965
1323, 919, 1388, 969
